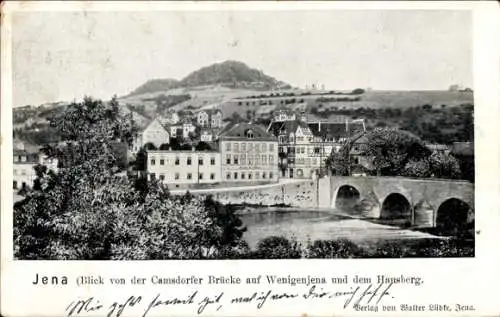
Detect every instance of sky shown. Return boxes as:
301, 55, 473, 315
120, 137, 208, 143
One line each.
12, 9, 472, 107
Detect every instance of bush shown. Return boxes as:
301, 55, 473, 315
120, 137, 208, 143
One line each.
253, 236, 302, 259
305, 239, 366, 258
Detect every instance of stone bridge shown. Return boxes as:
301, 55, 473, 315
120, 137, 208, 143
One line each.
328, 176, 474, 229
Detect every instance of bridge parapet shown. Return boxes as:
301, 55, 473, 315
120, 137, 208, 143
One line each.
330, 176, 474, 228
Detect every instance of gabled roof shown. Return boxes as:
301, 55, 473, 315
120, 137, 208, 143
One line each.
267, 120, 311, 137
219, 122, 276, 141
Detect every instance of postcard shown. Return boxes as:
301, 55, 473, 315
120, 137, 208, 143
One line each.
1, 1, 499, 316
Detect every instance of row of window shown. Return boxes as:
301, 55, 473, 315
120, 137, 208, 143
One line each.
225, 154, 275, 165
224, 142, 275, 152
279, 146, 327, 154
278, 136, 342, 143
13, 155, 37, 163
150, 172, 217, 181
150, 156, 217, 166
13, 169, 29, 175
226, 171, 274, 180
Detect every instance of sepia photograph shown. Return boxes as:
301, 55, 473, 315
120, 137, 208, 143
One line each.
11, 8, 475, 261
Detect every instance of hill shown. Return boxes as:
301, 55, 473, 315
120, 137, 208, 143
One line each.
126, 60, 290, 97
127, 79, 180, 96
179, 60, 289, 90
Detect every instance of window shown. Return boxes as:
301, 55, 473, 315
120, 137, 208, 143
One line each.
151, 159, 156, 166
312, 158, 317, 165
21, 170, 26, 175
241, 173, 245, 179
270, 172, 273, 179
269, 155, 274, 164
14, 156, 19, 162
242, 143, 246, 151
210, 173, 215, 180
159, 174, 165, 181
199, 173, 203, 180
160, 159, 165, 165
187, 173, 192, 180
226, 155, 231, 164
255, 172, 260, 179
199, 157, 204, 165
262, 172, 266, 179
269, 144, 274, 151
21, 156, 27, 162
240, 154, 245, 164
248, 173, 253, 180
226, 173, 231, 180
234, 172, 238, 179
175, 173, 180, 180
225, 143, 231, 151
187, 157, 192, 165
247, 131, 254, 139
261, 144, 266, 151
306, 158, 311, 166
175, 157, 180, 165
210, 157, 216, 165
234, 143, 239, 152
297, 136, 304, 141
233, 156, 239, 165
262, 155, 266, 164
13, 181, 18, 189
150, 173, 156, 180
314, 147, 321, 154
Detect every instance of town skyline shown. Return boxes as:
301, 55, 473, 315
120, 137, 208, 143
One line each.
13, 10, 472, 107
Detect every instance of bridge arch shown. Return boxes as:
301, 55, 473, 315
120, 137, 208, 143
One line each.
334, 185, 361, 213
435, 198, 473, 235
380, 193, 412, 224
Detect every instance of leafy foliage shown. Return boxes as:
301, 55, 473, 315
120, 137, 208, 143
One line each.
13, 97, 246, 260
359, 128, 431, 176
305, 239, 366, 258
253, 236, 302, 259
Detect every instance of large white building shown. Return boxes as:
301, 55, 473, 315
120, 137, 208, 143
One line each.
219, 123, 279, 184
146, 149, 221, 188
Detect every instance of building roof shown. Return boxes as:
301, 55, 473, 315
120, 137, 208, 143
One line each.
219, 122, 276, 141
451, 142, 474, 156
425, 144, 450, 151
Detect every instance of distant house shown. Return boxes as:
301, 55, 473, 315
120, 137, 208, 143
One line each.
196, 109, 223, 128
133, 118, 170, 151
13, 148, 58, 190
200, 128, 221, 142
425, 143, 450, 154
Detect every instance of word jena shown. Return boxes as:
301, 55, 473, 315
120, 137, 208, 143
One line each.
33, 273, 68, 285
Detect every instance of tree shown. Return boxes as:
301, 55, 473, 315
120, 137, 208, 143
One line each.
402, 158, 432, 178
195, 141, 213, 151
351, 88, 365, 95
14, 97, 242, 260
203, 195, 247, 247
325, 150, 350, 176
143, 143, 157, 150
42, 96, 138, 172
429, 152, 461, 179
359, 128, 431, 176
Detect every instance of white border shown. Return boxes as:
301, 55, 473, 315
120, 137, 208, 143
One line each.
2, 2, 500, 316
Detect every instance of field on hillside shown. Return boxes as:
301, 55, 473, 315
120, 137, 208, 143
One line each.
219, 90, 473, 120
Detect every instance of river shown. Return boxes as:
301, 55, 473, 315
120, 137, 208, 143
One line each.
238, 207, 441, 249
